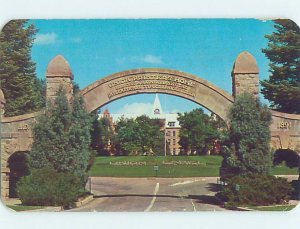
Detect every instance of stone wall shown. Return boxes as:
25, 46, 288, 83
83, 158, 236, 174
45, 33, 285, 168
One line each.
1, 112, 40, 199
270, 111, 300, 152
46, 77, 73, 102
232, 73, 259, 98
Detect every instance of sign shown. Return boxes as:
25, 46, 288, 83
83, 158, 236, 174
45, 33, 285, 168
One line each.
107, 73, 197, 99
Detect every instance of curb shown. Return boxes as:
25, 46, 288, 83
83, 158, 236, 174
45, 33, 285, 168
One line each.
234, 206, 253, 211
26, 206, 62, 212
71, 194, 94, 208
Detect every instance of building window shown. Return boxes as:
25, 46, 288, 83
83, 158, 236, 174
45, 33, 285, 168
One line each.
173, 139, 176, 145
173, 149, 176, 154
166, 131, 171, 136
168, 122, 175, 127
173, 131, 176, 136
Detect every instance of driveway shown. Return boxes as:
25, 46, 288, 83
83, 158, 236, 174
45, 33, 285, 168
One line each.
67, 177, 227, 212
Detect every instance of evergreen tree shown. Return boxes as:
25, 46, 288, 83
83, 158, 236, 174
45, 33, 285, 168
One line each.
221, 93, 272, 177
0, 20, 45, 116
29, 88, 91, 182
90, 114, 114, 155
261, 19, 300, 114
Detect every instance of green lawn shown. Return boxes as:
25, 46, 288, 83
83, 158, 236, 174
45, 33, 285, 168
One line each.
89, 156, 299, 177
271, 165, 299, 175
248, 205, 297, 211
6, 205, 44, 212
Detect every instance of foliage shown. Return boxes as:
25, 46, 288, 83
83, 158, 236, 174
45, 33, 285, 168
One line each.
218, 174, 293, 206
177, 108, 220, 155
17, 168, 82, 207
261, 19, 300, 114
86, 149, 97, 171
115, 115, 164, 155
29, 88, 92, 182
220, 93, 272, 177
0, 20, 45, 116
90, 115, 114, 156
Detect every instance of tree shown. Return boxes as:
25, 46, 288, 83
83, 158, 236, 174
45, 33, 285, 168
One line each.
115, 115, 164, 155
220, 93, 272, 177
261, 19, 300, 114
90, 115, 114, 156
177, 108, 220, 155
0, 20, 45, 116
29, 87, 92, 182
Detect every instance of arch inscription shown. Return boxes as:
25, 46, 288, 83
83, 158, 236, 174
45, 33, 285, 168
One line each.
80, 68, 234, 121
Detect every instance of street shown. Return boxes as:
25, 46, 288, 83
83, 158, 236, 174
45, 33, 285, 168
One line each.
67, 177, 227, 212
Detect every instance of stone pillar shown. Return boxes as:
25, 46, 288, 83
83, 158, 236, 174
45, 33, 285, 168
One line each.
232, 51, 259, 99
46, 55, 74, 104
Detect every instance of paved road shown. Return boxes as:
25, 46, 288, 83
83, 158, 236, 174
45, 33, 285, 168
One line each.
68, 177, 227, 212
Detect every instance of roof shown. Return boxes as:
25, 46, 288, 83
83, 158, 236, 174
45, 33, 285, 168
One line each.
46, 55, 73, 79
152, 94, 163, 115
232, 51, 259, 74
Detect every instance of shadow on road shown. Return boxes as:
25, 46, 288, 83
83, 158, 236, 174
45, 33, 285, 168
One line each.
205, 183, 220, 192
187, 194, 223, 206
93, 193, 224, 209
93, 194, 183, 199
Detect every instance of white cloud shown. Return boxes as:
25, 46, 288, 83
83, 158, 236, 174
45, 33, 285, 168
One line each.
116, 102, 153, 116
35, 32, 58, 45
142, 54, 164, 64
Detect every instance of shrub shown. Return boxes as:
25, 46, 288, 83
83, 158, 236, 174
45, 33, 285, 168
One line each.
29, 89, 92, 183
218, 174, 293, 206
17, 168, 82, 207
220, 93, 272, 177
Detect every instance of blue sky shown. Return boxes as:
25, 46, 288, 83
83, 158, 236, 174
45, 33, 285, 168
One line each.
30, 19, 275, 114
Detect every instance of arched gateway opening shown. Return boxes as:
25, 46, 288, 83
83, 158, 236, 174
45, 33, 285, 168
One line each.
80, 68, 234, 122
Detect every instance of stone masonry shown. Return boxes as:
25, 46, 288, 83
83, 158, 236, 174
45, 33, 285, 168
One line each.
232, 51, 259, 98
46, 55, 74, 103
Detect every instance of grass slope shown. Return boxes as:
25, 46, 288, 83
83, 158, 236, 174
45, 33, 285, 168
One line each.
89, 156, 298, 177
249, 205, 297, 211
6, 205, 44, 212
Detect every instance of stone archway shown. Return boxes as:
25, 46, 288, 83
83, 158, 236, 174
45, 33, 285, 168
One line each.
80, 68, 234, 122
